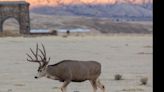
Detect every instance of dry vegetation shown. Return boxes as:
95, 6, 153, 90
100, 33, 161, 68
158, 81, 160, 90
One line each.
0, 35, 152, 92
2, 13, 152, 35
114, 74, 123, 80
0, 30, 20, 37
140, 77, 148, 85
0, 12, 152, 38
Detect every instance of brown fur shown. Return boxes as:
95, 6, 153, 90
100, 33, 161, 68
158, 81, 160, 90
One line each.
47, 60, 101, 82
46, 60, 105, 92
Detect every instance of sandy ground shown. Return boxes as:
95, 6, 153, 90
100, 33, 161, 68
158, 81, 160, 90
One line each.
0, 35, 152, 92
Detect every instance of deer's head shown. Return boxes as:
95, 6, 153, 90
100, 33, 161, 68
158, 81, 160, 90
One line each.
26, 44, 50, 79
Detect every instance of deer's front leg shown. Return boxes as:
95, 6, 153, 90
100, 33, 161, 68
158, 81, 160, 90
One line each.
61, 80, 70, 92
89, 80, 97, 92
96, 79, 105, 92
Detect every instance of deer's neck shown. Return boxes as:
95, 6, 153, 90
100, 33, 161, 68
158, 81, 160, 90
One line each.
45, 65, 60, 80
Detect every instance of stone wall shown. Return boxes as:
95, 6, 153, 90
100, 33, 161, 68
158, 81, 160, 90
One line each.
0, 1, 30, 34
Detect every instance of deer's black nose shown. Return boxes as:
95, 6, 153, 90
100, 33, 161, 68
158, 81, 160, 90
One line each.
34, 76, 38, 79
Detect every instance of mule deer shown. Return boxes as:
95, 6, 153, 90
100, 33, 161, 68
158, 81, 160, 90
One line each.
26, 44, 105, 92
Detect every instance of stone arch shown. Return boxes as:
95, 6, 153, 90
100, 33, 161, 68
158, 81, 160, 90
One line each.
0, 1, 30, 34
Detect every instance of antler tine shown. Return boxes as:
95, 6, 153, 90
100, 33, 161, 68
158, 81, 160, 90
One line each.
30, 48, 38, 60
38, 54, 43, 61
38, 43, 47, 60
42, 43, 46, 57
36, 43, 38, 58
26, 53, 42, 66
28, 43, 39, 60
39, 48, 45, 59
26, 53, 34, 61
38, 43, 51, 64
48, 57, 51, 63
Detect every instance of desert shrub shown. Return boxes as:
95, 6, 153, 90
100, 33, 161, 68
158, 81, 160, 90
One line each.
73, 91, 79, 92
114, 74, 123, 80
140, 77, 148, 85
0, 30, 20, 37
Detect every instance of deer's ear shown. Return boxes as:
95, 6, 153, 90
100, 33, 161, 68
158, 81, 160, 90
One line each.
45, 61, 49, 66
42, 62, 48, 67
37, 66, 41, 72
37, 69, 39, 72
47, 57, 50, 63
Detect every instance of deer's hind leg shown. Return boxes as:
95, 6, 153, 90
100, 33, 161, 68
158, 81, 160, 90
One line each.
96, 79, 105, 92
89, 80, 97, 92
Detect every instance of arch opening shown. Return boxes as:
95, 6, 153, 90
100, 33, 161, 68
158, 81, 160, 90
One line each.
0, 18, 20, 36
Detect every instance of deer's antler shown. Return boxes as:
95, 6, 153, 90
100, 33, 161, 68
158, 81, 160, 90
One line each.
26, 43, 42, 67
39, 43, 50, 64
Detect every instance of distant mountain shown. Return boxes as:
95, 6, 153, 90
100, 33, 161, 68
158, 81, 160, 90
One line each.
27, 0, 153, 20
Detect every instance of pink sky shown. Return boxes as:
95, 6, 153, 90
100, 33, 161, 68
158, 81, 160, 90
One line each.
0, 0, 153, 7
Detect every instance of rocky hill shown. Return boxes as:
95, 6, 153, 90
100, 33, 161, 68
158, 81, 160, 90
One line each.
29, 13, 153, 34
26, 0, 152, 20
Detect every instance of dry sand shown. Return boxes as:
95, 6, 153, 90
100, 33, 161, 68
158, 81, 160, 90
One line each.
0, 35, 152, 92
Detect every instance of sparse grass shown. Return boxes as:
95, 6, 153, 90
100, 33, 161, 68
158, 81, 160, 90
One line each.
14, 83, 25, 86
52, 87, 59, 89
73, 91, 80, 92
0, 30, 21, 37
143, 45, 152, 48
121, 88, 144, 91
30, 13, 152, 34
7, 89, 12, 92
137, 52, 152, 55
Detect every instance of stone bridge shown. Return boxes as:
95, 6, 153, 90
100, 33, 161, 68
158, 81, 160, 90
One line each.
0, 1, 30, 34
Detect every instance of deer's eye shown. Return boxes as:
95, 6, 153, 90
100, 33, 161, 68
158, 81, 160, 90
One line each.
38, 69, 42, 72
37, 69, 41, 72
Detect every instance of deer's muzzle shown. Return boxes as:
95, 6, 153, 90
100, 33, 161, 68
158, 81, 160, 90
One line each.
34, 76, 38, 79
